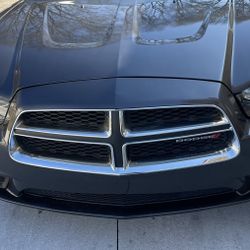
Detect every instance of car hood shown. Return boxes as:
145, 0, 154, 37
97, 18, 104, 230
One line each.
2, 0, 250, 93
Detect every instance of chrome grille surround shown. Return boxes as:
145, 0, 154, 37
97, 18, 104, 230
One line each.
9, 105, 240, 175
20, 110, 111, 135
14, 109, 112, 139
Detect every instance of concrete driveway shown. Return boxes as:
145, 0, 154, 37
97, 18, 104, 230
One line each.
0, 0, 18, 11
0, 200, 250, 250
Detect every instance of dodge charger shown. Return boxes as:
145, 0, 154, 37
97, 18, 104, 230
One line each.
0, 0, 250, 218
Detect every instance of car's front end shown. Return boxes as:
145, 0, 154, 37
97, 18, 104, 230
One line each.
1, 0, 250, 218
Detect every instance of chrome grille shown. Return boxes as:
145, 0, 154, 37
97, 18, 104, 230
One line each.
9, 106, 240, 175
16, 136, 111, 165
122, 107, 223, 133
127, 130, 234, 165
120, 106, 228, 137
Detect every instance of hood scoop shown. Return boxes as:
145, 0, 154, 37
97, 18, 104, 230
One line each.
132, 0, 227, 45
43, 2, 118, 48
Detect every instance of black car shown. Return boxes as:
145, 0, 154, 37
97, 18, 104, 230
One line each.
0, 0, 250, 218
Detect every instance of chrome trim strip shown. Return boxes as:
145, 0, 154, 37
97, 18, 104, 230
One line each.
15, 122, 111, 139
13, 132, 107, 144
6, 188, 20, 198
10, 150, 118, 175
119, 104, 229, 138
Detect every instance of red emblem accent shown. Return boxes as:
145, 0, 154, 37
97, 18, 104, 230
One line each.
211, 133, 221, 139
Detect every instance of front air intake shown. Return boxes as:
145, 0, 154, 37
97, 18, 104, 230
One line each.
122, 107, 223, 134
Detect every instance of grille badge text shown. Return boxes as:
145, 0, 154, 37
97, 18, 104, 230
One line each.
176, 133, 221, 143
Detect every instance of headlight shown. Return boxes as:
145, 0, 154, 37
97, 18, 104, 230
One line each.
0, 99, 9, 124
242, 88, 250, 101
237, 87, 250, 116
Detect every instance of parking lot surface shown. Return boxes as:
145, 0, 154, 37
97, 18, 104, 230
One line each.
0, 200, 250, 250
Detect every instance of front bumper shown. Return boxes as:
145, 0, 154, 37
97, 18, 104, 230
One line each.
0, 78, 250, 218
1, 188, 250, 219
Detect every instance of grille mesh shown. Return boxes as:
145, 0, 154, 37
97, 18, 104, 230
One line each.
21, 111, 109, 132
127, 131, 234, 164
123, 107, 223, 132
16, 136, 111, 164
